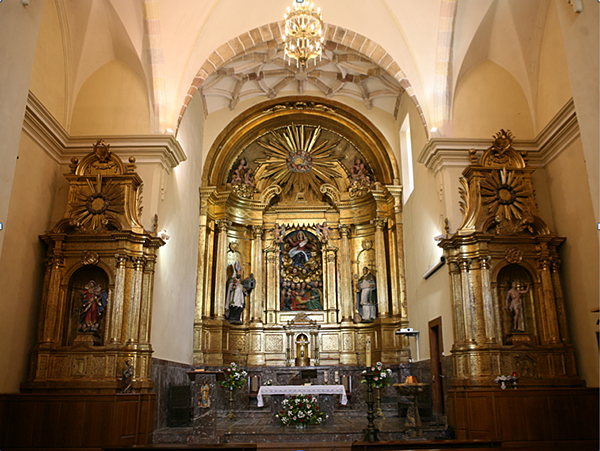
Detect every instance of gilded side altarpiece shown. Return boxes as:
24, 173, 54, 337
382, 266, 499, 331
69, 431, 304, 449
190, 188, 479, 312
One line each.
439, 130, 582, 388
194, 97, 410, 367
23, 140, 164, 393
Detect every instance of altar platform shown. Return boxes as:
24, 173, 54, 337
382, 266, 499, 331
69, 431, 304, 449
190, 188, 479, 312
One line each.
152, 414, 449, 446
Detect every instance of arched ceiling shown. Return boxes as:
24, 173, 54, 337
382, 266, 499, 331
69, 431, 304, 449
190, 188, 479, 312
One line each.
48, 0, 559, 135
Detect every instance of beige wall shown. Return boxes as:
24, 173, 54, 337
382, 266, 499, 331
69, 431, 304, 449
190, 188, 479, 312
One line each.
0, 133, 66, 392
400, 97, 454, 361
453, 59, 534, 140
544, 138, 599, 386
30, 0, 67, 128
70, 59, 151, 136
150, 94, 204, 365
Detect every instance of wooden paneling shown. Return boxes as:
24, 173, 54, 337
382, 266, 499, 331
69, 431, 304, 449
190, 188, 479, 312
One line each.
0, 393, 155, 449
448, 388, 598, 445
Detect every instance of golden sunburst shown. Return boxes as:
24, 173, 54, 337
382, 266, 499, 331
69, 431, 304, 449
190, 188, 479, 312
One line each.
480, 168, 529, 221
71, 175, 124, 230
257, 124, 341, 197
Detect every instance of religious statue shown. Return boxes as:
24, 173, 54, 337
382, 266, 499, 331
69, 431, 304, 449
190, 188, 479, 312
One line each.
273, 223, 286, 244
505, 281, 529, 331
79, 280, 108, 332
228, 157, 255, 198
305, 282, 323, 310
225, 262, 254, 324
199, 380, 211, 408
121, 359, 133, 393
315, 221, 331, 243
356, 267, 377, 321
348, 157, 373, 197
287, 230, 315, 267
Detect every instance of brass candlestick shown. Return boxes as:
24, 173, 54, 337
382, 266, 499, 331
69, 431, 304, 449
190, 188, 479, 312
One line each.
225, 387, 236, 421
375, 387, 386, 420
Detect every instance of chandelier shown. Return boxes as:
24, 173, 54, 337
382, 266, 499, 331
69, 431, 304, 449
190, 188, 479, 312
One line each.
283, 0, 324, 67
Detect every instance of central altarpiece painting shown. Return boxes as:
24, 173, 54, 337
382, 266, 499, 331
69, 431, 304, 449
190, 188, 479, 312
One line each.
194, 98, 409, 367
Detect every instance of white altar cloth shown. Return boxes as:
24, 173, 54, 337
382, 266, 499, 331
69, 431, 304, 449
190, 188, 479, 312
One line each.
256, 384, 347, 407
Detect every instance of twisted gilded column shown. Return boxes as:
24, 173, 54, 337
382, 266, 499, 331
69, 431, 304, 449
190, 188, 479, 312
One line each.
109, 254, 128, 344
371, 218, 389, 316
214, 219, 231, 319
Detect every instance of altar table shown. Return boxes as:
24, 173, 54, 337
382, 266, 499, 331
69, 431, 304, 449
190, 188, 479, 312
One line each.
256, 384, 348, 407
257, 385, 347, 426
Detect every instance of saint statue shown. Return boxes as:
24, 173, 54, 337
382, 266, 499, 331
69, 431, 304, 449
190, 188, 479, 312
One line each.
356, 267, 377, 321
305, 282, 323, 310
505, 281, 529, 331
225, 262, 254, 324
287, 231, 315, 267
79, 280, 108, 332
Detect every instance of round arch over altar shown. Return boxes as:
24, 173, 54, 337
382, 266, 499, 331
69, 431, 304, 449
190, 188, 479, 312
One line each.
194, 96, 410, 367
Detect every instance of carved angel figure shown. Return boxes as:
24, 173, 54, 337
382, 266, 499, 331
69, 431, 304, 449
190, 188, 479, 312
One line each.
273, 223, 286, 244
315, 221, 331, 243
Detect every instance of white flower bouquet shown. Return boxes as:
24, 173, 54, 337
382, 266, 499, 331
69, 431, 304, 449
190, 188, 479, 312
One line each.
361, 361, 393, 388
275, 393, 326, 426
220, 362, 248, 390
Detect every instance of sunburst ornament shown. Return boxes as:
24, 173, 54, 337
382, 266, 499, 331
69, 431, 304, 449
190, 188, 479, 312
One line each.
71, 174, 124, 230
480, 168, 529, 221
257, 124, 340, 197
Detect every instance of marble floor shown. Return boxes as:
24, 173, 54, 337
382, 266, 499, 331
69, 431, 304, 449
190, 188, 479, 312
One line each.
153, 415, 448, 447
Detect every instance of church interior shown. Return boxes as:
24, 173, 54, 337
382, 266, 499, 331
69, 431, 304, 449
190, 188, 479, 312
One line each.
0, 0, 598, 450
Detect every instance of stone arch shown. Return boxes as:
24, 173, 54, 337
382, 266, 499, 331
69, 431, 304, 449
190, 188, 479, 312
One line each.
176, 22, 428, 137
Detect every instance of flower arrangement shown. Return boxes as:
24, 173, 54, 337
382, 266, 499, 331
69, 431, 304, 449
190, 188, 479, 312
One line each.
276, 393, 326, 426
494, 373, 517, 389
361, 361, 393, 388
220, 362, 248, 390
264, 379, 274, 386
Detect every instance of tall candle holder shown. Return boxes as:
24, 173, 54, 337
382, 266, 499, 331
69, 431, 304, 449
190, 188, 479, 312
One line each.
362, 371, 380, 442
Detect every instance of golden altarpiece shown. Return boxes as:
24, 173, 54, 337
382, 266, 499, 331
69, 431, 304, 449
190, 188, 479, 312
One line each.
194, 98, 410, 368
439, 131, 582, 389
23, 140, 164, 393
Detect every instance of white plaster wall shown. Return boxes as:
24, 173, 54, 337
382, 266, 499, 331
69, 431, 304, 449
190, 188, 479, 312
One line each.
544, 138, 599, 386
0, 133, 67, 392
400, 99, 454, 362
150, 94, 204, 365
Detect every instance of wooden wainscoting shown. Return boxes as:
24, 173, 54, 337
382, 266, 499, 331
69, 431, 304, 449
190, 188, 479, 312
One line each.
0, 392, 155, 449
448, 387, 598, 447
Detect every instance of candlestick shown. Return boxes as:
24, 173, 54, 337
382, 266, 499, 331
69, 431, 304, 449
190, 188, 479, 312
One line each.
334, 370, 339, 384
366, 337, 372, 368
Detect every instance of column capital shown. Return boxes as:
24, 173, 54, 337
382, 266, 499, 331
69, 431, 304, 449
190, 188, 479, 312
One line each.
458, 258, 471, 272
370, 217, 388, 230
115, 254, 128, 268
132, 256, 146, 270
480, 255, 491, 270
338, 224, 352, 238
215, 219, 232, 232
251, 225, 264, 239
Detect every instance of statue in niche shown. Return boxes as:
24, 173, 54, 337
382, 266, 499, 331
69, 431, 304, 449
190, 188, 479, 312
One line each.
78, 280, 108, 332
505, 281, 529, 332
356, 267, 377, 321
280, 230, 323, 311
225, 262, 254, 324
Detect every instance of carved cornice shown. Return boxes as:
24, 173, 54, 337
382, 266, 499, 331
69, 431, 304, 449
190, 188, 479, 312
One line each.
23, 92, 187, 173
418, 98, 579, 173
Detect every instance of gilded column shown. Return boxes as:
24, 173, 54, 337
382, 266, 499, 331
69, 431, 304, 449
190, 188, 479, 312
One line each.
214, 219, 231, 319
371, 218, 389, 316
448, 260, 465, 343
338, 225, 353, 322
264, 247, 280, 324
459, 258, 476, 344
41, 254, 65, 344
195, 219, 208, 323
109, 254, 128, 345
480, 256, 497, 343
251, 225, 264, 323
202, 222, 215, 318
538, 258, 561, 344
324, 245, 339, 323
127, 256, 145, 344
139, 254, 156, 345
551, 258, 569, 343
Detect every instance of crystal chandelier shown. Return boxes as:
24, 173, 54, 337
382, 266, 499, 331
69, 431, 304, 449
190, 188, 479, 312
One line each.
283, 0, 324, 67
